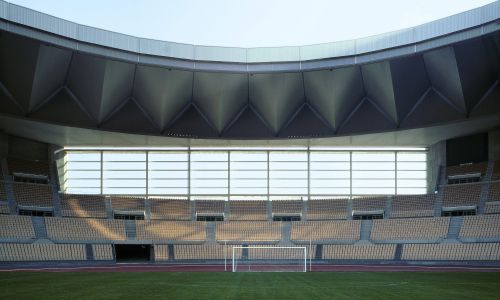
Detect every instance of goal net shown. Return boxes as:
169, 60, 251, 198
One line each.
232, 246, 307, 272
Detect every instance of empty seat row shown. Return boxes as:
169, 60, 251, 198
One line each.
402, 243, 500, 260
61, 194, 107, 218
459, 215, 500, 239
216, 222, 281, 243
371, 217, 449, 241
322, 244, 396, 260
45, 217, 126, 241
0, 243, 86, 261
92, 244, 114, 260
136, 221, 206, 241
291, 221, 361, 243
0, 215, 35, 239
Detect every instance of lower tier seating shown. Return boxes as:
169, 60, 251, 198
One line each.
0, 215, 35, 239
459, 215, 500, 239
92, 244, 114, 260
154, 245, 169, 261
174, 244, 237, 260
216, 222, 281, 243
291, 221, 361, 243
322, 244, 396, 260
0, 201, 9, 214
0, 243, 86, 261
371, 217, 449, 241
136, 220, 206, 241
45, 217, 126, 241
485, 202, 500, 214
402, 243, 500, 260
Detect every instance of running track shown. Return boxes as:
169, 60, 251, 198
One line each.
1, 264, 500, 272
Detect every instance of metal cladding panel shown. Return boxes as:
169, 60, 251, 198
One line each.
77, 25, 139, 53
355, 28, 414, 55
76, 43, 139, 62
355, 45, 415, 64
301, 56, 356, 70
6, 3, 78, 39
193, 61, 248, 73
299, 40, 356, 61
194, 45, 247, 63
139, 38, 194, 60
246, 62, 302, 73
0, 1, 6, 19
415, 27, 484, 52
246, 46, 300, 63
4, 21, 78, 50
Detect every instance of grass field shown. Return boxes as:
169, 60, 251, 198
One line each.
1, 272, 500, 299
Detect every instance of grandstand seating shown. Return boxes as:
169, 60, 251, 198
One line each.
446, 162, 488, 177
248, 246, 316, 260
291, 221, 361, 243
492, 161, 500, 181
322, 244, 396, 260
110, 196, 145, 212
352, 197, 386, 212
149, 198, 191, 220
0, 243, 86, 261
60, 194, 107, 218
195, 200, 225, 215
442, 182, 482, 207
92, 244, 114, 260
154, 245, 169, 261
174, 244, 237, 260
228, 201, 268, 220
370, 217, 449, 241
390, 194, 435, 218
0, 215, 35, 239
7, 158, 50, 177
402, 243, 500, 260
136, 220, 206, 241
45, 217, 126, 241
459, 215, 500, 239
216, 221, 281, 243
0, 201, 9, 214
485, 202, 500, 214
488, 181, 500, 202
12, 182, 53, 207
272, 200, 302, 215
307, 198, 348, 220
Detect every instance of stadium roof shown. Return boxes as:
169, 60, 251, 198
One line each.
0, 1, 499, 146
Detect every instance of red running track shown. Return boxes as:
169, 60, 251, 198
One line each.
1, 264, 500, 272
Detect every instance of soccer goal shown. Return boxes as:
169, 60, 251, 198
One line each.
232, 246, 307, 272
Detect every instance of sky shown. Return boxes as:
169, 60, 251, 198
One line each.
6, 0, 497, 47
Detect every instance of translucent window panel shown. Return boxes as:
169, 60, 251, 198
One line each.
148, 188, 188, 195
148, 179, 189, 188
230, 179, 268, 188
191, 152, 228, 161
270, 179, 308, 188
269, 152, 307, 161
148, 152, 188, 161
352, 152, 395, 161
397, 188, 427, 194
397, 162, 426, 170
191, 161, 228, 170
191, 188, 228, 195
66, 170, 101, 179
310, 170, 350, 179
103, 188, 145, 195
397, 171, 426, 179
310, 161, 350, 170
231, 170, 268, 179
269, 187, 307, 195
270, 170, 307, 179
148, 170, 188, 179
66, 187, 101, 194
103, 180, 146, 188
230, 195, 268, 201
191, 179, 228, 188
103, 152, 146, 161
230, 152, 267, 161
352, 179, 395, 188
66, 152, 101, 161
66, 179, 101, 188
310, 187, 350, 195
352, 161, 395, 170
103, 170, 146, 179
103, 162, 146, 170
352, 170, 395, 179
269, 161, 308, 170
148, 162, 188, 170
310, 152, 350, 161
310, 179, 350, 188
397, 152, 426, 161
397, 180, 426, 188
352, 187, 395, 195
230, 161, 267, 170
66, 161, 101, 170
191, 170, 228, 179
231, 187, 267, 195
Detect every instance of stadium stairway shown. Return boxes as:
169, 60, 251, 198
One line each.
32, 216, 47, 239
85, 244, 94, 260
144, 199, 152, 219
346, 198, 353, 220
384, 196, 392, 218
52, 189, 61, 217
478, 161, 494, 214
360, 220, 372, 241
394, 244, 403, 261
124, 220, 136, 240
206, 222, 216, 244
279, 222, 292, 245
446, 216, 463, 241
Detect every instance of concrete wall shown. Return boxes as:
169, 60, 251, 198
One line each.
7, 135, 49, 161
427, 140, 446, 192
489, 130, 500, 161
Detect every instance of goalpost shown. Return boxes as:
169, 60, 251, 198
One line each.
232, 246, 307, 272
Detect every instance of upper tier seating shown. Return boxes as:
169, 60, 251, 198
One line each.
390, 194, 435, 218
12, 182, 53, 207
442, 182, 482, 207
216, 221, 281, 243
45, 217, 126, 241
0, 243, 86, 261
272, 200, 302, 215
370, 217, 449, 241
136, 220, 206, 242
195, 200, 225, 215
7, 158, 50, 177
352, 196, 386, 212
323, 244, 396, 260
228, 201, 267, 220
291, 220, 361, 243
110, 196, 145, 212
307, 198, 348, 220
446, 162, 488, 177
0, 215, 35, 239
459, 215, 500, 239
402, 243, 500, 261
60, 194, 107, 218
485, 202, 500, 214
149, 198, 191, 220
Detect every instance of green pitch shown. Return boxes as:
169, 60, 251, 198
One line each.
1, 272, 500, 299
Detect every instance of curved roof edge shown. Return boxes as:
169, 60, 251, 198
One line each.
0, 0, 499, 71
